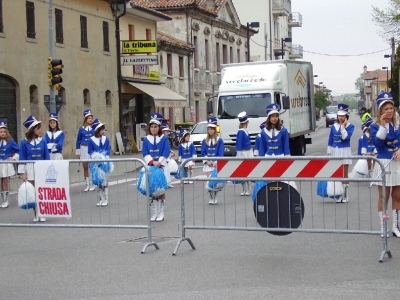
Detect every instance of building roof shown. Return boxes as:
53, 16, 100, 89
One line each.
130, 0, 226, 14
364, 70, 391, 82
157, 32, 194, 50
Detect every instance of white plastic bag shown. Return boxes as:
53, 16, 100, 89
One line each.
18, 181, 36, 210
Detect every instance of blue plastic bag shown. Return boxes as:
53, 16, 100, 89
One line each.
174, 165, 188, 179
316, 181, 328, 197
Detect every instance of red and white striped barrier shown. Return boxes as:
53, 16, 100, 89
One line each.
217, 159, 343, 178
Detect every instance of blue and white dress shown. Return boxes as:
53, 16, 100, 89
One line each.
327, 122, 355, 165
259, 127, 290, 157
44, 130, 65, 160
76, 126, 94, 160
253, 134, 261, 156
142, 134, 171, 167
88, 135, 112, 187
361, 132, 376, 155
370, 121, 400, 186
236, 128, 253, 158
0, 138, 19, 177
18, 137, 50, 180
178, 141, 197, 167
201, 137, 224, 172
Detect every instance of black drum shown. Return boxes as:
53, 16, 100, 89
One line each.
253, 182, 305, 236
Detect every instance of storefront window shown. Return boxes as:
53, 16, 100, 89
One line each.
122, 95, 136, 138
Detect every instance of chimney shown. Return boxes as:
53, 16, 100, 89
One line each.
363, 65, 367, 74
206, 0, 216, 9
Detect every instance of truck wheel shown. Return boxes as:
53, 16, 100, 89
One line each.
326, 122, 329, 128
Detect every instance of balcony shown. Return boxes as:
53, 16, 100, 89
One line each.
289, 12, 302, 27
289, 44, 303, 59
272, 0, 291, 17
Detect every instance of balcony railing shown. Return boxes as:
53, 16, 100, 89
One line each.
289, 44, 303, 59
272, 0, 291, 17
289, 12, 302, 27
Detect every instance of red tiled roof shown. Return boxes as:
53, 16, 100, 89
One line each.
157, 32, 193, 50
364, 70, 391, 82
130, 0, 226, 14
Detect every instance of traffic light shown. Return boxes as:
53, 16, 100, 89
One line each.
47, 57, 63, 86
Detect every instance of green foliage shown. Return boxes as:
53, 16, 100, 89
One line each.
372, 0, 400, 41
340, 100, 357, 110
354, 73, 364, 92
388, 43, 400, 107
314, 91, 330, 109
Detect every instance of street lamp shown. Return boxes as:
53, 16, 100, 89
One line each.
382, 67, 389, 91
246, 22, 260, 62
281, 37, 292, 59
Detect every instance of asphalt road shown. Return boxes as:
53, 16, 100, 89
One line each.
1, 113, 399, 300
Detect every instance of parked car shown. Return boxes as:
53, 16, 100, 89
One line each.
190, 121, 208, 156
325, 106, 338, 127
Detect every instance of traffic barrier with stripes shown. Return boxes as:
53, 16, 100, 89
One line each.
174, 156, 392, 262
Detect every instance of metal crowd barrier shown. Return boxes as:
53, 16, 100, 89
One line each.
174, 156, 391, 262
0, 158, 158, 253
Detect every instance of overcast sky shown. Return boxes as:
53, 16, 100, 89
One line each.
291, 0, 392, 96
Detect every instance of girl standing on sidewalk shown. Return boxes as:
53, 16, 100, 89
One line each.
178, 130, 197, 184
235, 111, 253, 196
0, 120, 19, 208
142, 113, 170, 222
88, 118, 112, 207
18, 115, 50, 222
44, 113, 64, 160
76, 109, 95, 192
327, 103, 355, 203
369, 92, 400, 238
201, 116, 224, 205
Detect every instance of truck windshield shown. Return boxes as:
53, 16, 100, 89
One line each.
218, 93, 271, 119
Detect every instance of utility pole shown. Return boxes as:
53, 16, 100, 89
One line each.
48, 0, 56, 113
391, 37, 395, 69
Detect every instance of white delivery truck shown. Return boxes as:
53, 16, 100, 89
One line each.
208, 60, 316, 156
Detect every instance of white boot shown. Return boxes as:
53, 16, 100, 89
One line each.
188, 170, 193, 184
208, 191, 214, 205
379, 211, 390, 238
342, 184, 349, 203
1, 191, 9, 208
96, 189, 104, 206
84, 177, 90, 192
240, 183, 246, 196
89, 177, 95, 191
245, 182, 250, 196
150, 200, 158, 222
392, 210, 400, 237
156, 200, 165, 222
213, 191, 218, 205
102, 187, 109, 206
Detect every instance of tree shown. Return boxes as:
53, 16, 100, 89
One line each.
388, 43, 400, 107
354, 73, 364, 94
314, 91, 330, 109
372, 0, 400, 41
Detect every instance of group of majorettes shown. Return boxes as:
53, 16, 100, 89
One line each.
0, 110, 110, 221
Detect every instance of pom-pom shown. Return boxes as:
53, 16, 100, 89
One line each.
90, 152, 114, 186
18, 181, 36, 210
137, 166, 167, 197
206, 168, 227, 191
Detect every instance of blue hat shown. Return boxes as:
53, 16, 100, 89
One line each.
365, 117, 373, 127
83, 109, 93, 118
376, 92, 394, 110
49, 113, 58, 121
161, 122, 170, 131
180, 130, 190, 140
207, 116, 218, 128
259, 121, 266, 130
0, 120, 7, 129
23, 115, 41, 130
266, 104, 280, 117
337, 103, 349, 116
237, 111, 248, 123
149, 112, 163, 125
91, 118, 105, 132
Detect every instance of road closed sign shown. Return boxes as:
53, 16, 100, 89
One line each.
34, 161, 71, 218
122, 40, 157, 53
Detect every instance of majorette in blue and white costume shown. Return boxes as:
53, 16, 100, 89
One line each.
88, 118, 113, 207
235, 111, 253, 196
361, 117, 376, 156
327, 103, 354, 165
161, 122, 175, 188
178, 130, 197, 183
18, 115, 50, 181
369, 92, 400, 238
142, 112, 170, 222
0, 120, 19, 208
44, 113, 65, 160
201, 116, 224, 205
201, 116, 224, 173
259, 104, 290, 157
253, 121, 266, 157
76, 109, 95, 192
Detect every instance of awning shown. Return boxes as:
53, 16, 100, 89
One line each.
127, 82, 187, 108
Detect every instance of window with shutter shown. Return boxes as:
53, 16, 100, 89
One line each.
80, 15, 88, 48
55, 8, 63, 44
103, 21, 109, 52
26, 1, 36, 39
0, 0, 4, 33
